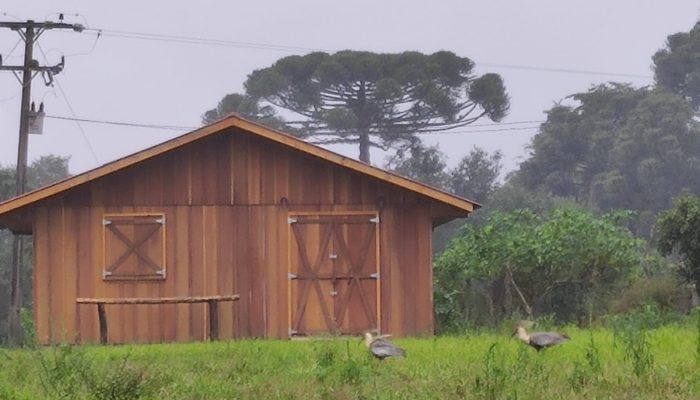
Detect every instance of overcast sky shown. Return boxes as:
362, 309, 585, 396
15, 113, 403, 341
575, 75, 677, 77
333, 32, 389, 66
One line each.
1, 1, 699, 178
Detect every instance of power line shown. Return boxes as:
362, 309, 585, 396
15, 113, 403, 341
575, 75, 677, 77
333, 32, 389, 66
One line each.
478, 62, 653, 80
80, 27, 653, 80
46, 114, 197, 130
3, 37, 22, 58
52, 77, 101, 164
0, 90, 21, 102
35, 41, 100, 164
83, 28, 325, 53
45, 114, 541, 134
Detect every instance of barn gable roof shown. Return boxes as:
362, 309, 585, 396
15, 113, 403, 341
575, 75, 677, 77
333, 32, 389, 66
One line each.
0, 115, 479, 220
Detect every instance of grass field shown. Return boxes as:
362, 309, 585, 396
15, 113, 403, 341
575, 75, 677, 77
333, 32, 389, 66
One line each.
0, 325, 698, 399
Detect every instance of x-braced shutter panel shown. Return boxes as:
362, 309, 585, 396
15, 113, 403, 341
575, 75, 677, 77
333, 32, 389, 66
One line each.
102, 213, 166, 281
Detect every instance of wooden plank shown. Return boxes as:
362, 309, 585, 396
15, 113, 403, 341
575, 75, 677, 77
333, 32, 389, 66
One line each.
61, 184, 91, 206
62, 207, 78, 342
189, 207, 205, 340
232, 135, 249, 204
383, 208, 402, 335
249, 206, 264, 336
132, 161, 149, 206
201, 140, 218, 205
106, 168, 136, 207
275, 149, 290, 207
287, 154, 303, 206
76, 207, 93, 343
403, 207, 418, 335
174, 206, 190, 341
247, 136, 262, 205
217, 206, 235, 339
98, 303, 108, 344
260, 145, 278, 204
144, 208, 162, 342
275, 207, 289, 338
415, 208, 433, 335
208, 300, 219, 340
89, 177, 106, 207
33, 207, 50, 344
144, 158, 164, 206
134, 282, 150, 343
189, 144, 205, 205
203, 206, 219, 338
76, 295, 240, 304
47, 206, 64, 342
215, 135, 232, 205
162, 207, 177, 342
162, 150, 189, 206
263, 206, 278, 337
234, 207, 250, 337
90, 206, 105, 343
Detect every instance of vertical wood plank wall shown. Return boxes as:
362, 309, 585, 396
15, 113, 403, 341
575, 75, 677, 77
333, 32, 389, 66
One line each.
33, 128, 443, 343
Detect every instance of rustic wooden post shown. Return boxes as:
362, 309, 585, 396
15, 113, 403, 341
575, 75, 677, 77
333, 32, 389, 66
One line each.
208, 300, 219, 341
97, 303, 108, 344
77, 295, 238, 344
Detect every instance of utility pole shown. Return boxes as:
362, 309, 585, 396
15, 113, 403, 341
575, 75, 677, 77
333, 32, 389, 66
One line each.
0, 18, 83, 344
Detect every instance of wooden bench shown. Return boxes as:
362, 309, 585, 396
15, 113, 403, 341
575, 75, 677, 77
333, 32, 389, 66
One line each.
76, 295, 240, 344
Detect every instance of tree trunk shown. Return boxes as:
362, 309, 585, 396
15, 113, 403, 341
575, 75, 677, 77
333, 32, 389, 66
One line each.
357, 80, 371, 164
359, 133, 370, 163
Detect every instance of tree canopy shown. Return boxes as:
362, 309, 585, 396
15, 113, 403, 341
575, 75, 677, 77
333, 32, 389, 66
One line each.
657, 194, 700, 297
384, 142, 449, 190
654, 21, 700, 111
517, 84, 700, 220
435, 208, 645, 328
204, 50, 509, 163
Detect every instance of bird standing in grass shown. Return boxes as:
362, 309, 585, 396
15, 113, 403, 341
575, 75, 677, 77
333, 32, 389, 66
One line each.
362, 331, 406, 360
514, 324, 570, 351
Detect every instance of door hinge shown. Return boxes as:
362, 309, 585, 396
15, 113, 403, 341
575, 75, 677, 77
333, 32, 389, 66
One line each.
370, 216, 380, 224
288, 272, 298, 280
102, 218, 112, 226
288, 329, 298, 336
102, 270, 113, 278
370, 272, 380, 279
287, 217, 297, 224
155, 217, 166, 225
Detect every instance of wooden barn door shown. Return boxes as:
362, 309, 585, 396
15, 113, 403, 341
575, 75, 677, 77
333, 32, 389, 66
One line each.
288, 213, 380, 337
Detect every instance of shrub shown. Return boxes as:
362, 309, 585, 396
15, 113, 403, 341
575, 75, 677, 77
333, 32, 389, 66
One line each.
609, 276, 690, 315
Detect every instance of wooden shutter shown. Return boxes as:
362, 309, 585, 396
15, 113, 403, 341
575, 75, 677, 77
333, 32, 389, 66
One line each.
102, 213, 166, 281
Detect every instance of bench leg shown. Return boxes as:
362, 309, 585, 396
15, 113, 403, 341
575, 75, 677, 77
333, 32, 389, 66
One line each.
208, 300, 219, 341
98, 303, 108, 344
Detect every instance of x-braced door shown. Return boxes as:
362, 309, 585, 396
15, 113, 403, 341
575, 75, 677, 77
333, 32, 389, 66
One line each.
288, 213, 380, 337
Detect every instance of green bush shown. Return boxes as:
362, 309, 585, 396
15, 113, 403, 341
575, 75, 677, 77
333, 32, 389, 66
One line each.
609, 276, 690, 316
435, 208, 646, 329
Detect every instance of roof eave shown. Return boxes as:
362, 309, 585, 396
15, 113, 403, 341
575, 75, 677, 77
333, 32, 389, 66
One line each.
0, 115, 479, 219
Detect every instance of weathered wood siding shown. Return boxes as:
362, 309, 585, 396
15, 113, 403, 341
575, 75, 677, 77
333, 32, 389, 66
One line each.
33, 128, 436, 343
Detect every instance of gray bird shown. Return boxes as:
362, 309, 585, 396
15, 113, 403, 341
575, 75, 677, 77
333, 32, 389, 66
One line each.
514, 325, 570, 351
362, 331, 406, 360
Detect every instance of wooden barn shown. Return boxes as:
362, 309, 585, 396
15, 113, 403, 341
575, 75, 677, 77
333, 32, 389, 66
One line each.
0, 115, 477, 344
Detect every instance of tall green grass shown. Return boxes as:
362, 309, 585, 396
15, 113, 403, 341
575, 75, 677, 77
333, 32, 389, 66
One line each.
0, 325, 698, 399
